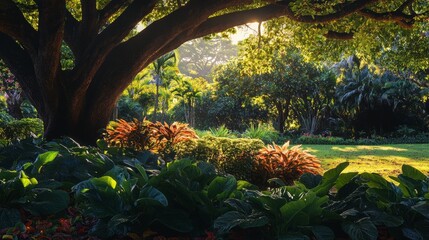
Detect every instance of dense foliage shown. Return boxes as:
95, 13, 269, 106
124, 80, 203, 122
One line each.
0, 138, 428, 239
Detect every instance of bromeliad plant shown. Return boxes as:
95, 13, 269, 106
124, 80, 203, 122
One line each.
253, 141, 322, 186
151, 121, 198, 161
105, 119, 198, 161
105, 118, 155, 151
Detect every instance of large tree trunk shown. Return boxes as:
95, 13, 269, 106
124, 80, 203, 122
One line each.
40, 88, 117, 145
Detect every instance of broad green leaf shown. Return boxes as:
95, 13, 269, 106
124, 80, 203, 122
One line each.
237, 180, 258, 190
365, 211, 403, 227
156, 209, 193, 233
32, 151, 59, 174
312, 225, 335, 240
402, 165, 427, 181
280, 199, 307, 228
279, 233, 310, 240
208, 176, 237, 200
268, 178, 286, 187
91, 176, 117, 189
138, 186, 168, 207
342, 218, 378, 240
24, 189, 70, 216
214, 211, 268, 234
135, 163, 148, 183
412, 202, 429, 219
299, 173, 322, 189
313, 162, 349, 196
335, 172, 358, 190
0, 208, 21, 230
402, 228, 423, 240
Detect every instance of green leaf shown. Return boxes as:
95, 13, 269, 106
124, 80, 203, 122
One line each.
138, 186, 168, 207
214, 211, 268, 234
208, 176, 237, 200
237, 180, 258, 190
24, 189, 70, 216
268, 178, 286, 187
279, 233, 310, 240
342, 218, 378, 240
313, 162, 349, 196
32, 151, 59, 174
402, 228, 423, 240
280, 199, 307, 228
156, 209, 193, 233
412, 202, 429, 219
402, 165, 427, 181
335, 172, 358, 190
299, 173, 322, 189
135, 163, 148, 183
312, 225, 335, 240
0, 208, 21, 230
365, 211, 403, 227
91, 176, 117, 189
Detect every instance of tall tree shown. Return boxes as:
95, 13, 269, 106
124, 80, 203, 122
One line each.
152, 51, 177, 120
0, 0, 427, 144
178, 36, 237, 81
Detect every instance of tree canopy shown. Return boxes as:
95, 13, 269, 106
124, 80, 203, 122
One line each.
0, 0, 428, 143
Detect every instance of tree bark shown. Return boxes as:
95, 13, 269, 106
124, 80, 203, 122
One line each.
0, 0, 422, 145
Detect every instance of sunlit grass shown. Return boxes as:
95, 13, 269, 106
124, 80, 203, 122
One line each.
302, 144, 429, 178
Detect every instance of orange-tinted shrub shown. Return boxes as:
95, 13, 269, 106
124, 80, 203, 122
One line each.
253, 141, 321, 186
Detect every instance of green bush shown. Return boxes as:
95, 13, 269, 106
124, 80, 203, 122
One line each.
241, 123, 279, 143
0, 118, 43, 143
295, 133, 429, 145
175, 136, 264, 181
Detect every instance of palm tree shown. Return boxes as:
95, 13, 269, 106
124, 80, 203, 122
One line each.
171, 78, 202, 127
152, 51, 177, 120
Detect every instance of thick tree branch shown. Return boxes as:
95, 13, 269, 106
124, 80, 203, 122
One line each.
0, 33, 44, 115
81, 0, 98, 36
324, 31, 354, 40
64, 9, 79, 55
0, 0, 38, 56
359, 8, 415, 28
88, 0, 250, 116
70, 0, 157, 93
36, 0, 66, 109
98, 0, 130, 28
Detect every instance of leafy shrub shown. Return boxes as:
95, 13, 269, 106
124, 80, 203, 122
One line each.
0, 169, 69, 230
209, 125, 236, 138
151, 121, 198, 161
0, 118, 43, 143
253, 141, 322, 186
242, 123, 279, 143
105, 119, 198, 161
105, 118, 155, 151
175, 136, 264, 181
214, 162, 429, 240
295, 133, 429, 145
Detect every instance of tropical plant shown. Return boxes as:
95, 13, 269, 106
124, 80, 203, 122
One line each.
253, 141, 322, 186
104, 119, 155, 151
209, 125, 236, 138
242, 123, 279, 143
151, 121, 198, 161
152, 51, 178, 120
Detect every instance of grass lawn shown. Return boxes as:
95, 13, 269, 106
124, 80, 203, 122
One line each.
302, 144, 429, 178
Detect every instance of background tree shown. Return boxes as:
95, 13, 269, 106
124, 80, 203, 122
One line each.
152, 51, 178, 121
0, 0, 427, 144
178, 36, 237, 82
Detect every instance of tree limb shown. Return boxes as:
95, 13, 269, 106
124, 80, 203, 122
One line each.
98, 0, 130, 28
0, 32, 44, 115
324, 31, 354, 40
0, 0, 38, 56
36, 0, 66, 109
81, 0, 98, 35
